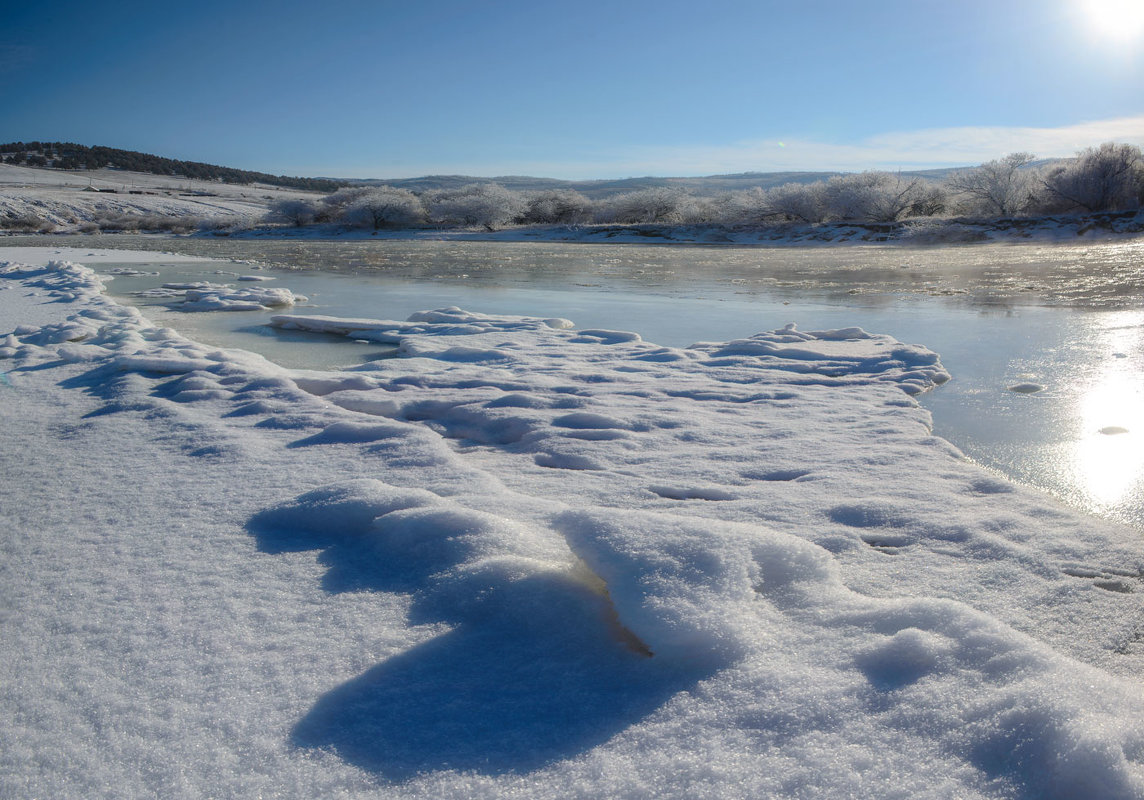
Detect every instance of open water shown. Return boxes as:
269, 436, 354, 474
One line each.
12, 234, 1144, 529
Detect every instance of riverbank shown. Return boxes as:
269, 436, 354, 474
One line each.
219, 209, 1144, 246
5, 251, 1144, 798
6, 209, 1144, 247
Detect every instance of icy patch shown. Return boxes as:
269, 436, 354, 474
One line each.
102, 267, 159, 276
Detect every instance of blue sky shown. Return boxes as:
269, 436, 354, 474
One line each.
1, 0, 1142, 179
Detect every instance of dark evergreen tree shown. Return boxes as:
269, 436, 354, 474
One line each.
0, 141, 346, 192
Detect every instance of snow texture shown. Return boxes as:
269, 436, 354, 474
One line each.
4, 253, 1144, 799
0, 162, 320, 228
124, 279, 304, 311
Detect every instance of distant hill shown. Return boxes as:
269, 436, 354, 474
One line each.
1, 140, 981, 200
340, 168, 974, 199
0, 141, 345, 193
343, 171, 847, 198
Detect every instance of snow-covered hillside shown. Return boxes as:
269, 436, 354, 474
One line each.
4, 250, 1144, 798
0, 163, 322, 230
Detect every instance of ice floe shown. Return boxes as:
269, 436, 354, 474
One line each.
131, 279, 306, 311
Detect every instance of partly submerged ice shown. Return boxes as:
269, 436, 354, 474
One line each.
133, 281, 304, 311
4, 257, 1144, 799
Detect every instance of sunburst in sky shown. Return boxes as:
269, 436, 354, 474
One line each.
1, 0, 1141, 178
1079, 0, 1144, 42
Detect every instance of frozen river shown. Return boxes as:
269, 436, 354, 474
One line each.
11, 234, 1144, 529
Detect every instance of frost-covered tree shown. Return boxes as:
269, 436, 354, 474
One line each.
426, 183, 525, 230
1037, 142, 1144, 213
760, 182, 828, 223
689, 193, 740, 224
518, 189, 593, 225
947, 152, 1035, 216
266, 198, 321, 227
343, 187, 425, 230
316, 186, 374, 222
711, 188, 765, 224
598, 187, 693, 224
906, 182, 948, 218
821, 172, 944, 223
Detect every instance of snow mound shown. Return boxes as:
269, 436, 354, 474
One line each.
6, 257, 1144, 799
134, 281, 305, 311
273, 312, 950, 395
181, 285, 304, 311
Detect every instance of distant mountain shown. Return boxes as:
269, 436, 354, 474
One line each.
0, 141, 345, 193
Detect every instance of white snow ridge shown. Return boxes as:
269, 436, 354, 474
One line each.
134, 280, 305, 311
4, 256, 1144, 799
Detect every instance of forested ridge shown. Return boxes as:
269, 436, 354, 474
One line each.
0, 141, 344, 193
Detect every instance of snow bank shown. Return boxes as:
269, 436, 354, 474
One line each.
5, 255, 1144, 799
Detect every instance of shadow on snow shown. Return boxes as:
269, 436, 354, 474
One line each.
247, 500, 704, 781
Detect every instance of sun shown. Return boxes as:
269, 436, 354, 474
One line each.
1079, 0, 1144, 43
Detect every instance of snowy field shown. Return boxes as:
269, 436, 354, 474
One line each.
0, 163, 321, 229
5, 248, 1144, 799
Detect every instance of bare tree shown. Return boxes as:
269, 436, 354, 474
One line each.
759, 182, 828, 223
598, 187, 693, 224
1037, 142, 1144, 213
518, 189, 593, 225
906, 182, 949, 218
343, 187, 425, 230
821, 172, 943, 223
266, 198, 320, 227
947, 152, 1035, 216
426, 183, 525, 230
317, 186, 374, 222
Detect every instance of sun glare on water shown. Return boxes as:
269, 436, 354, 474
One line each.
1071, 311, 1144, 513
1079, 0, 1144, 42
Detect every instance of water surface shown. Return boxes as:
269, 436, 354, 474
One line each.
12, 234, 1144, 529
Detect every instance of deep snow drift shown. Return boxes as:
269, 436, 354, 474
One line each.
4, 252, 1144, 799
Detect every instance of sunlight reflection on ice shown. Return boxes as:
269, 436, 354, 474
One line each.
1071, 311, 1144, 510
92, 240, 1144, 529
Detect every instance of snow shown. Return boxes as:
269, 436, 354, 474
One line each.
5, 162, 1143, 245
5, 250, 1144, 798
126, 281, 305, 311
0, 163, 322, 229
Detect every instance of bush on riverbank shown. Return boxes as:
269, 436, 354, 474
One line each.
267, 141, 1144, 234
3, 142, 1142, 240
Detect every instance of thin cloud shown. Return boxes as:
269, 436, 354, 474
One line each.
347, 115, 1144, 180
589, 116, 1144, 177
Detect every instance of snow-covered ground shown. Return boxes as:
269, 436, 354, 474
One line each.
5, 162, 1143, 244
5, 248, 1144, 798
0, 163, 321, 229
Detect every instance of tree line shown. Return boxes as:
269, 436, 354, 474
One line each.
267, 142, 1144, 232
0, 142, 345, 193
